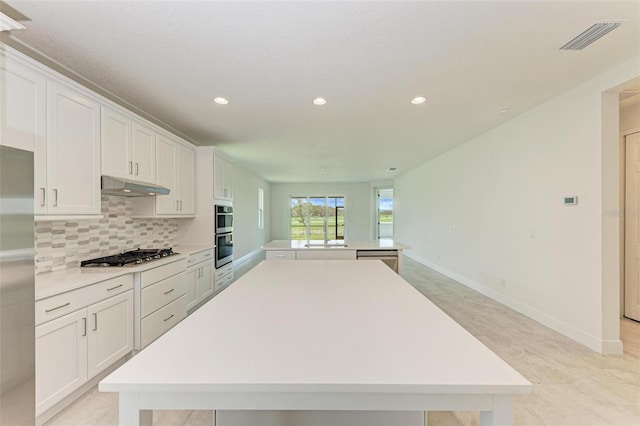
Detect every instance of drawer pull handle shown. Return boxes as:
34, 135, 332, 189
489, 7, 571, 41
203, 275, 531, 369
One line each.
204, 253, 211, 257
275, 255, 286, 258
40, 187, 46, 207
45, 302, 70, 313
107, 284, 124, 291
93, 313, 98, 331
82, 317, 87, 337
164, 288, 175, 295
163, 314, 174, 322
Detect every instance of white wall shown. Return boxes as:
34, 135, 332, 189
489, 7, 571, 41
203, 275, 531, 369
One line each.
270, 182, 372, 240
395, 55, 640, 353
232, 164, 271, 260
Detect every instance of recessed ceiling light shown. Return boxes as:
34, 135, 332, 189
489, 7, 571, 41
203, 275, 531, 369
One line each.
497, 107, 510, 114
0, 12, 25, 32
214, 97, 229, 105
313, 97, 327, 106
411, 96, 426, 105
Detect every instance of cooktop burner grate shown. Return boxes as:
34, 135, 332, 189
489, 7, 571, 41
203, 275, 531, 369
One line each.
81, 248, 176, 267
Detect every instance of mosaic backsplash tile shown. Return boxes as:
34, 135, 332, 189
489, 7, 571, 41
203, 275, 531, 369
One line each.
35, 195, 179, 274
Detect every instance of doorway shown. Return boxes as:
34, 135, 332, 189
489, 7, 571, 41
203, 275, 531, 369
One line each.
625, 131, 640, 321
377, 188, 393, 240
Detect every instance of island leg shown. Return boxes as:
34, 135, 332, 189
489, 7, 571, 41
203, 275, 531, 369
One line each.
119, 392, 152, 426
479, 395, 513, 426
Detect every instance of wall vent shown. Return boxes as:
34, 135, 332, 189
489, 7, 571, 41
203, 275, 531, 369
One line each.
560, 22, 621, 51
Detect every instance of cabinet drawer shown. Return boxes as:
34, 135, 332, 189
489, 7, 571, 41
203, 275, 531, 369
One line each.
214, 262, 233, 281
214, 270, 234, 292
296, 250, 356, 260
141, 272, 186, 318
140, 258, 187, 288
266, 250, 296, 260
140, 294, 187, 348
36, 274, 133, 326
186, 249, 214, 267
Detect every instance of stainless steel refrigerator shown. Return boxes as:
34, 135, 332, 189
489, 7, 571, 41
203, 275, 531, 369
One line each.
0, 145, 35, 425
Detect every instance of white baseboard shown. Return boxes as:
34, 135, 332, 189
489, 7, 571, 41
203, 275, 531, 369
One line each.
234, 248, 264, 268
405, 253, 623, 354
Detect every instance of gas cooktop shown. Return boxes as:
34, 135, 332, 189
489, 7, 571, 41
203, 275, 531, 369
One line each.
80, 248, 177, 267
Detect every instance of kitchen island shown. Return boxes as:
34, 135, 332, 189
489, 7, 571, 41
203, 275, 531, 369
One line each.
262, 239, 409, 273
100, 260, 531, 426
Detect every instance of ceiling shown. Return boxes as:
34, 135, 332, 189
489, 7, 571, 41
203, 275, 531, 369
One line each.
2, 1, 639, 183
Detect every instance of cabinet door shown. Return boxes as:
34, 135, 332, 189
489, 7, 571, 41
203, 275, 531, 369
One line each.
155, 134, 177, 214
0, 56, 46, 152
0, 56, 47, 212
35, 309, 87, 416
185, 267, 198, 311
47, 81, 101, 214
132, 120, 156, 184
101, 106, 132, 180
214, 154, 233, 201
224, 159, 234, 200
178, 144, 195, 214
197, 261, 215, 301
87, 290, 133, 379
213, 154, 225, 200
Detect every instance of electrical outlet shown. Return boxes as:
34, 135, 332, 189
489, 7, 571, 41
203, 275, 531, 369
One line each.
500, 278, 506, 287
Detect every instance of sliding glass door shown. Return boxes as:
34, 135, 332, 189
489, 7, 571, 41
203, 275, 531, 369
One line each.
291, 196, 345, 241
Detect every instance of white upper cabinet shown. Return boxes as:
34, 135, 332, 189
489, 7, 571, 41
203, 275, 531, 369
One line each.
213, 152, 234, 201
44, 81, 101, 215
101, 107, 131, 179
101, 106, 156, 184
154, 134, 195, 216
155, 133, 178, 214
0, 54, 46, 153
131, 121, 156, 183
178, 143, 195, 214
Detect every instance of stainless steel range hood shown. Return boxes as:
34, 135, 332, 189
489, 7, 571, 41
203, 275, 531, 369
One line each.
101, 176, 170, 197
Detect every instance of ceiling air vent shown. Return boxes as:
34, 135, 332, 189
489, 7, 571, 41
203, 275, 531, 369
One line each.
560, 22, 621, 51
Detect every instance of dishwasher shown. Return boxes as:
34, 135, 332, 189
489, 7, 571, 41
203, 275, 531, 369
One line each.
356, 250, 399, 273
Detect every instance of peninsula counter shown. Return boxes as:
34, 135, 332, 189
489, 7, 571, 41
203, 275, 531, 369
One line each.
262, 239, 409, 273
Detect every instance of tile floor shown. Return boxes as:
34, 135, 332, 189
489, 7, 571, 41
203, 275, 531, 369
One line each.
45, 254, 640, 426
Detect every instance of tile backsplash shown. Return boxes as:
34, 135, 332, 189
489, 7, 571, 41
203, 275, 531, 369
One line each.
35, 195, 179, 274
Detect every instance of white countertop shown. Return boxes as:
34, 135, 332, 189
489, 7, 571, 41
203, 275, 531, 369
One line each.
101, 260, 530, 395
262, 239, 409, 250
35, 244, 213, 301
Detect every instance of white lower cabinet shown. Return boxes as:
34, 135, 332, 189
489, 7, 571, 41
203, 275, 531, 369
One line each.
266, 250, 296, 260
185, 250, 215, 311
35, 285, 133, 416
214, 262, 234, 293
295, 250, 357, 260
136, 260, 187, 349
35, 309, 87, 416
87, 292, 134, 379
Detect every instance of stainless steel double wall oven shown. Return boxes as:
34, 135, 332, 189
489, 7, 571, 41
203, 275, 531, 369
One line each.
215, 205, 233, 268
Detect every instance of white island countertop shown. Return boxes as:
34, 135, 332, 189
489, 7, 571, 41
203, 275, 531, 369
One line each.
101, 260, 530, 426
262, 239, 409, 250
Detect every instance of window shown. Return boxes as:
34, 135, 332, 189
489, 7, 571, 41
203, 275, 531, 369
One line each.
258, 188, 264, 230
377, 188, 393, 239
290, 196, 345, 241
